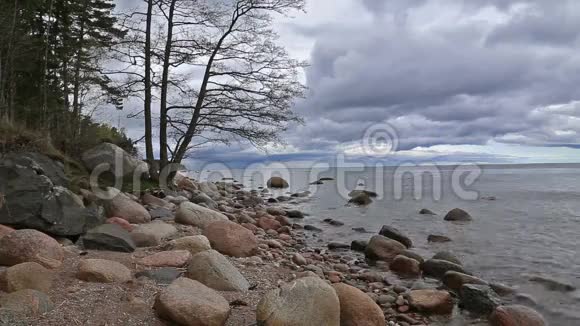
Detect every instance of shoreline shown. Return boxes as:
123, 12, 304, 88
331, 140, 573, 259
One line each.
1, 171, 552, 326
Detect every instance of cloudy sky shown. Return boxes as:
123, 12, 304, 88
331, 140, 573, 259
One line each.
109, 0, 580, 168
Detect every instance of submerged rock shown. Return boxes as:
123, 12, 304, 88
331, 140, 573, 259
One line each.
419, 208, 437, 215
444, 208, 472, 221
348, 192, 372, 206
528, 274, 577, 292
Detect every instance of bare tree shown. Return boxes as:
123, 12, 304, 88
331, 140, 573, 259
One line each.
162, 0, 307, 171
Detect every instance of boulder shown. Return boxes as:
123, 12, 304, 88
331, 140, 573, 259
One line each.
154, 277, 230, 326
443, 271, 488, 292
256, 276, 340, 326
186, 250, 250, 292
390, 255, 421, 277
408, 289, 454, 315
0, 229, 63, 269
266, 207, 286, 216
139, 250, 191, 268
130, 221, 177, 247
141, 193, 172, 208
203, 221, 258, 258
379, 225, 413, 248
191, 192, 217, 209
365, 235, 406, 262
433, 251, 462, 265
175, 202, 228, 229
286, 210, 305, 219
333, 283, 385, 326
81, 142, 148, 178
257, 216, 281, 231
0, 289, 54, 317
421, 259, 467, 279
266, 177, 289, 188
489, 305, 547, 326
351, 240, 368, 252
400, 250, 425, 264
168, 235, 211, 255
419, 208, 436, 215
444, 208, 472, 221
0, 262, 54, 293
459, 284, 501, 315
0, 153, 100, 236
77, 259, 132, 283
105, 191, 151, 224
80, 224, 136, 252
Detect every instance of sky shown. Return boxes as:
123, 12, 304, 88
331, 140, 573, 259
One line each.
109, 0, 580, 169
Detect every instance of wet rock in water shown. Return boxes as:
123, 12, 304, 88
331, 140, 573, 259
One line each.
186, 250, 250, 292
444, 208, 472, 221
379, 225, 413, 248
419, 208, 437, 215
0, 229, 64, 269
390, 255, 421, 277
324, 219, 344, 226
154, 277, 230, 326
257, 276, 340, 326
333, 283, 385, 326
0, 289, 54, 317
365, 235, 406, 262
351, 240, 368, 252
267, 177, 289, 188
319, 177, 335, 181
408, 289, 454, 315
349, 190, 378, 198
286, 210, 305, 219
433, 251, 462, 265
328, 242, 350, 250
291, 191, 310, 198
80, 224, 136, 253
421, 259, 468, 279
0, 262, 54, 293
104, 191, 151, 224
266, 207, 286, 216
276, 195, 291, 202
130, 221, 177, 247
168, 235, 211, 256
135, 268, 182, 285
139, 250, 191, 268
348, 193, 373, 206
77, 259, 132, 283
304, 225, 322, 232
443, 271, 488, 292
267, 198, 278, 203
400, 250, 425, 264
528, 274, 577, 292
428, 234, 452, 243
490, 283, 517, 297
352, 227, 370, 233
489, 305, 547, 326
203, 220, 258, 258
175, 202, 228, 229
459, 284, 501, 315
481, 196, 497, 201
310, 180, 324, 185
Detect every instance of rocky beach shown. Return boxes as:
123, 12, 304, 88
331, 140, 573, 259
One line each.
0, 144, 558, 326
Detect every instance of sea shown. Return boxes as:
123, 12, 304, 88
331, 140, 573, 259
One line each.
199, 164, 580, 325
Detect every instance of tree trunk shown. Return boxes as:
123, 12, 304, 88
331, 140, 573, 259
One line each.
159, 0, 177, 175
72, 0, 88, 137
144, 0, 156, 179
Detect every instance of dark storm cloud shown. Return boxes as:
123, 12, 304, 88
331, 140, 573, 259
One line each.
287, 0, 580, 155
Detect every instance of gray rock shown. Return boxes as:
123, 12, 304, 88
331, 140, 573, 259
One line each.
191, 192, 217, 209
286, 210, 305, 219
348, 193, 372, 206
459, 284, 501, 315
148, 206, 173, 220
80, 224, 136, 252
419, 208, 436, 215
428, 234, 452, 243
257, 276, 340, 326
379, 225, 413, 248
186, 250, 250, 292
175, 202, 228, 229
421, 259, 468, 279
81, 142, 148, 178
444, 208, 472, 221
328, 242, 350, 250
0, 153, 98, 236
433, 251, 462, 265
351, 240, 368, 252
130, 221, 177, 247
